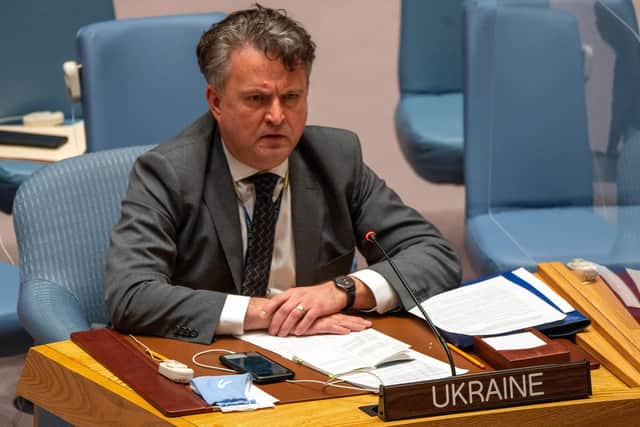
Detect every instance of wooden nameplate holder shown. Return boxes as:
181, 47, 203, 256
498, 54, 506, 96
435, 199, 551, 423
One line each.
377, 360, 591, 421
473, 328, 570, 369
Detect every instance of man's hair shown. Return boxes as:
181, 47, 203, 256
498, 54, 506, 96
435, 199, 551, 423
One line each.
196, 4, 316, 89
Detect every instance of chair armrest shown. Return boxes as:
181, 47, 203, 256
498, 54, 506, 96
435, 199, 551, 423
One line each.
18, 279, 91, 344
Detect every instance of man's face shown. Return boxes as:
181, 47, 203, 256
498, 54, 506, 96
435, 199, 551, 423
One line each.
206, 46, 309, 170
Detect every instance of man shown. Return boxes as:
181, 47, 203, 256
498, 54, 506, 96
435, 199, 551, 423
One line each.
105, 5, 461, 344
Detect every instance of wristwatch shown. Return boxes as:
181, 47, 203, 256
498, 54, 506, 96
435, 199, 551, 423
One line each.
333, 275, 356, 310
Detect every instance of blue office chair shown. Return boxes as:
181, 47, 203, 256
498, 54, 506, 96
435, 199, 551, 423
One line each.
3, 11, 227, 347
13, 145, 151, 426
0, 262, 31, 356
464, 0, 640, 275
0, 11, 225, 214
0, 0, 114, 213
0, 161, 45, 214
593, 0, 640, 181
395, 0, 465, 184
14, 145, 153, 344
0, 0, 114, 363
76, 12, 226, 152
9, 11, 225, 426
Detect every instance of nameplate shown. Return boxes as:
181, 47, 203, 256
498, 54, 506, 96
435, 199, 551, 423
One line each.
377, 361, 591, 421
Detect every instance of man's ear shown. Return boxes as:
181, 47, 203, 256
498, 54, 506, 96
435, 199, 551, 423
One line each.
206, 84, 222, 121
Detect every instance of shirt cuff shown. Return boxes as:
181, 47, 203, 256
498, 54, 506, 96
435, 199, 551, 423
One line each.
350, 269, 399, 314
215, 294, 251, 336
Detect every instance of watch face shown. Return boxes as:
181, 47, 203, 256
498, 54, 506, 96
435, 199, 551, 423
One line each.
336, 276, 355, 290
335, 276, 356, 310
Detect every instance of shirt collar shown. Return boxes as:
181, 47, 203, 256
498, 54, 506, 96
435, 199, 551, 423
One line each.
221, 138, 288, 182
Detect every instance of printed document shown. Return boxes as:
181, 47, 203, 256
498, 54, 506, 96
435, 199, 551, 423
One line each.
409, 275, 566, 336
335, 349, 461, 391
240, 329, 466, 391
512, 267, 574, 313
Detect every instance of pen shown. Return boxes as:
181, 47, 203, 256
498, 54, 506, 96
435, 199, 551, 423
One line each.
129, 334, 169, 361
374, 358, 415, 369
447, 343, 486, 369
148, 350, 169, 361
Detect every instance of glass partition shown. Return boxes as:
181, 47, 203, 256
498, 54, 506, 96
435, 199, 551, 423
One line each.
466, 0, 640, 273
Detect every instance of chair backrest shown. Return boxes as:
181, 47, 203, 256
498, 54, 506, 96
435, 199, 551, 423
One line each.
593, 0, 640, 155
14, 145, 153, 344
464, 0, 593, 219
0, 0, 113, 118
398, 0, 465, 95
78, 12, 225, 152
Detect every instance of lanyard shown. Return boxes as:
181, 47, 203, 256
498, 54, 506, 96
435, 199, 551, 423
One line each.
235, 172, 289, 243
241, 186, 285, 231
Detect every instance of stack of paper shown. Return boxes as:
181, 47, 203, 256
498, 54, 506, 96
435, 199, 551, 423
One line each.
409, 268, 572, 337
240, 329, 466, 391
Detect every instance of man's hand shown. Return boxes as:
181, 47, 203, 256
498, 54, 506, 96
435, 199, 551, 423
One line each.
261, 278, 376, 336
244, 296, 371, 336
243, 297, 271, 331
261, 281, 344, 336
299, 313, 371, 336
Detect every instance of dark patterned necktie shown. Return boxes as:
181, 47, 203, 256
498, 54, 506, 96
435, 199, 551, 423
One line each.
241, 172, 280, 296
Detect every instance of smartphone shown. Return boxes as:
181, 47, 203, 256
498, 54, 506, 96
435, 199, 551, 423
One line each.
219, 351, 295, 384
0, 130, 67, 149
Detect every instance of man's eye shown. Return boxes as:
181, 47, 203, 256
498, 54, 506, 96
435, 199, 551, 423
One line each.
282, 93, 300, 104
247, 95, 264, 104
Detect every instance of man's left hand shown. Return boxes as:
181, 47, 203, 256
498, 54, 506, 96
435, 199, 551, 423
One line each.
262, 278, 376, 336
261, 281, 344, 336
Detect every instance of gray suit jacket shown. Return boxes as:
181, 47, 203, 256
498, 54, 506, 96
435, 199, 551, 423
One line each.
105, 113, 461, 344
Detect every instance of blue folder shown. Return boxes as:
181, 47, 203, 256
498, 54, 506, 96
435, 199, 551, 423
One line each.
441, 270, 591, 348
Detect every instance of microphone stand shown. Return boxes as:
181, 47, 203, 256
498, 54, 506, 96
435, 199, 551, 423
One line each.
362, 235, 591, 422
365, 231, 456, 376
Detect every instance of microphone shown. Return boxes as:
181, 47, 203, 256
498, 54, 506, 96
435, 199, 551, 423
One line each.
364, 231, 457, 376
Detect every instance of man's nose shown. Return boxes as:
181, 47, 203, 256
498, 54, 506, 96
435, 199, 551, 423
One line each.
265, 99, 284, 126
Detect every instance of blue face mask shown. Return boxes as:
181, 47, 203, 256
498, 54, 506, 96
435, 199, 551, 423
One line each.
191, 373, 255, 407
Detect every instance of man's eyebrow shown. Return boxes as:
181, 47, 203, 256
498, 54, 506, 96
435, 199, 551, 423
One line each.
239, 88, 270, 94
239, 86, 305, 96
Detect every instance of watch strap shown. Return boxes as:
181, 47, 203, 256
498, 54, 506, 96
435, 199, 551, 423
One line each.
334, 275, 356, 310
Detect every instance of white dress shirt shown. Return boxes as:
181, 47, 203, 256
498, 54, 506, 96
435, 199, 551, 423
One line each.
215, 143, 399, 335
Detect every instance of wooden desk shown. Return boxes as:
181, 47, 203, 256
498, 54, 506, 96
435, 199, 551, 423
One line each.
0, 122, 86, 162
17, 263, 640, 426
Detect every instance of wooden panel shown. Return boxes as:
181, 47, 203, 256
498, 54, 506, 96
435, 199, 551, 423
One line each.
538, 262, 640, 386
15, 271, 640, 426
578, 329, 640, 387
16, 333, 640, 426
17, 345, 190, 426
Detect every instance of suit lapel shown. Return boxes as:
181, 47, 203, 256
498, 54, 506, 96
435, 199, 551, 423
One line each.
202, 127, 324, 289
290, 148, 323, 285
202, 130, 244, 292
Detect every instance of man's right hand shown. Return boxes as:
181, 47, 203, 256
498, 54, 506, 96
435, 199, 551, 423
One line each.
244, 297, 370, 335
244, 297, 271, 331
299, 313, 371, 336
